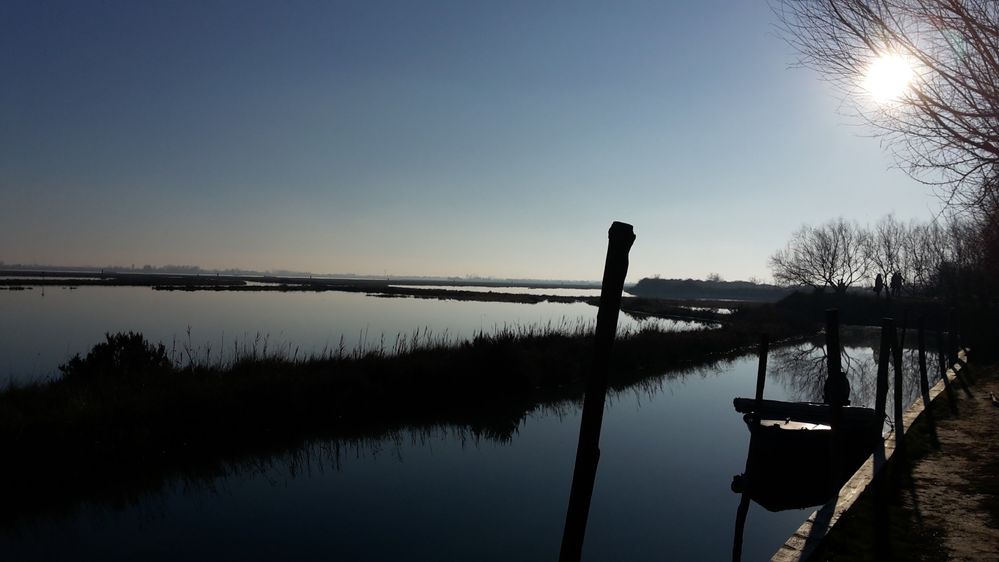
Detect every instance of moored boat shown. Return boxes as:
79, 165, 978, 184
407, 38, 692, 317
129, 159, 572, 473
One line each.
731, 398, 883, 511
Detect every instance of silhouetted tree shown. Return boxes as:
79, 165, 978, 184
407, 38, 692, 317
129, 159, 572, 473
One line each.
867, 214, 906, 295
901, 218, 948, 294
777, 0, 999, 215
770, 218, 872, 294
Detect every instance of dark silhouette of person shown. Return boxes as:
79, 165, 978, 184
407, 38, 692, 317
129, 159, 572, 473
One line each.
874, 273, 884, 298
890, 272, 902, 297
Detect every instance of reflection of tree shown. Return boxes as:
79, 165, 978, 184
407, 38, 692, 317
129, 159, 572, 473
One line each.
767, 340, 880, 404
768, 341, 827, 402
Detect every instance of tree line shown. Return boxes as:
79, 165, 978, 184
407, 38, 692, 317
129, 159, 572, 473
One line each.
769, 213, 994, 298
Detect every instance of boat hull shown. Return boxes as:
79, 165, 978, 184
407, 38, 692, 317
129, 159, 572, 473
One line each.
733, 398, 884, 511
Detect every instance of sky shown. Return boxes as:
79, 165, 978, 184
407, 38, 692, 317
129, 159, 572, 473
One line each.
0, 1, 943, 282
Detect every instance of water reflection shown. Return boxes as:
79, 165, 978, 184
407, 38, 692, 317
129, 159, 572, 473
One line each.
6, 337, 917, 561
389, 285, 604, 298
0, 324, 944, 542
730, 327, 945, 560
767, 329, 938, 418
0, 286, 704, 383
0, 347, 816, 561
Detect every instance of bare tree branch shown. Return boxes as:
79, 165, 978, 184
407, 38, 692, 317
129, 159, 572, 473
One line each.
770, 217, 872, 293
777, 0, 999, 215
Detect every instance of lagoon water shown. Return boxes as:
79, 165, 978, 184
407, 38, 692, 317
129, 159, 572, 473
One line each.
0, 287, 935, 560
390, 284, 605, 297
2, 352, 817, 561
0, 286, 690, 383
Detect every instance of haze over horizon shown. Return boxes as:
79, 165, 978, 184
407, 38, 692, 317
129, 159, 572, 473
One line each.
2, 1, 941, 283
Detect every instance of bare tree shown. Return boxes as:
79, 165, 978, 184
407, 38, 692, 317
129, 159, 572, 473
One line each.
868, 213, 906, 291
902, 218, 948, 293
770, 217, 872, 293
776, 0, 999, 214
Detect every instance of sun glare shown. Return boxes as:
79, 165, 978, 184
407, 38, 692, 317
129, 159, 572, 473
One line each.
862, 53, 914, 103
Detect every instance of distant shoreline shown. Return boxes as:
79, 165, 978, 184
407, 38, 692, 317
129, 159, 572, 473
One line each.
0, 270, 743, 323
0, 269, 603, 290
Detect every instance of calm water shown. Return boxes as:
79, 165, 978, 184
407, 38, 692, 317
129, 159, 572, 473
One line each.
0, 286, 694, 383
0, 288, 938, 560
0, 335, 937, 561
390, 285, 604, 297
1, 353, 815, 561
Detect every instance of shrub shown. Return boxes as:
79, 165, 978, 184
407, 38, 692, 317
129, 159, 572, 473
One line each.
59, 332, 173, 383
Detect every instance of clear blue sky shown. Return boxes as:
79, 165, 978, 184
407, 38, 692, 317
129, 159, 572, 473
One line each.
0, 1, 939, 282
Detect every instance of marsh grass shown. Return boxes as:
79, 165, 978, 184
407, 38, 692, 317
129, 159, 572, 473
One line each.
0, 306, 803, 524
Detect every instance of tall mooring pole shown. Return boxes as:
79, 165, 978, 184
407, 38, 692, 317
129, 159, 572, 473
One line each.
559, 221, 635, 562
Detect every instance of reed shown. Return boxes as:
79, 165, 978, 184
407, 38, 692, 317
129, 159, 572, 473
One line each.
0, 308, 805, 522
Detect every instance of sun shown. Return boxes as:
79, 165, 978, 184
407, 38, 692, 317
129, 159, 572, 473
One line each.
862, 53, 915, 103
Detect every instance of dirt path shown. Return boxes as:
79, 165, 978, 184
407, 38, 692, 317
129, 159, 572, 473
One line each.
808, 362, 999, 561
900, 363, 999, 561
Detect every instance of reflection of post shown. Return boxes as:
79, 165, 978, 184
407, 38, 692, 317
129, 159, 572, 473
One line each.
559, 222, 635, 562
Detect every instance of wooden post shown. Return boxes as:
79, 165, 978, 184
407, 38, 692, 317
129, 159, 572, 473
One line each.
953, 312, 973, 381
825, 309, 843, 393
733, 334, 769, 562
898, 309, 909, 350
890, 320, 906, 460
872, 320, 894, 560
916, 316, 940, 450
874, 318, 893, 423
746, 333, 770, 479
936, 327, 957, 414
917, 317, 930, 406
754, 334, 770, 407
947, 310, 959, 366
946, 313, 973, 397
559, 222, 635, 562
825, 309, 846, 490
953, 311, 962, 353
